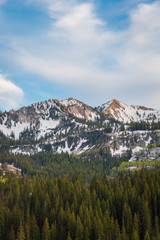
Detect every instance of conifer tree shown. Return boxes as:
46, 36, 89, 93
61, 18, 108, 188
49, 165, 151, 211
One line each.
16, 226, 25, 240
67, 232, 72, 240
110, 217, 115, 240
133, 213, 139, 235
58, 207, 66, 239
121, 225, 128, 240
84, 226, 90, 240
50, 223, 57, 240
144, 231, 150, 240
25, 208, 30, 240
154, 216, 159, 239
42, 218, 50, 240
75, 216, 83, 240
132, 230, 140, 240
115, 219, 121, 240
9, 225, 15, 240
141, 200, 151, 238
122, 203, 132, 236
30, 215, 40, 240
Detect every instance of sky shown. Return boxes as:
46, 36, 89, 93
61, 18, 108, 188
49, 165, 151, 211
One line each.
0, 0, 160, 111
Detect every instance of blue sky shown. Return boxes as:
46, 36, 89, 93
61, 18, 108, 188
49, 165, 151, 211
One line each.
0, 0, 160, 111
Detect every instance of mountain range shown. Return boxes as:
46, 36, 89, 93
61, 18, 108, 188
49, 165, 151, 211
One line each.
0, 98, 160, 157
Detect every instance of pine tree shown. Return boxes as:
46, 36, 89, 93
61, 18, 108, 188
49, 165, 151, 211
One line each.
84, 226, 90, 240
16, 226, 25, 240
154, 216, 159, 239
115, 219, 121, 240
75, 216, 83, 240
9, 225, 15, 240
42, 218, 50, 240
25, 208, 30, 240
132, 230, 140, 240
67, 232, 72, 240
133, 213, 139, 234
144, 232, 150, 240
103, 209, 111, 239
141, 200, 151, 238
57, 207, 66, 239
122, 203, 132, 236
66, 209, 76, 240
30, 215, 40, 240
50, 223, 56, 240
110, 216, 115, 240
12, 206, 21, 234
121, 225, 128, 240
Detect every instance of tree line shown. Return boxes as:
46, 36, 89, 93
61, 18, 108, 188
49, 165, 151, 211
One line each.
0, 151, 130, 182
128, 121, 160, 131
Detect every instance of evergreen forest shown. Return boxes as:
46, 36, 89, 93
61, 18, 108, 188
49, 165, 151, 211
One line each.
0, 169, 160, 240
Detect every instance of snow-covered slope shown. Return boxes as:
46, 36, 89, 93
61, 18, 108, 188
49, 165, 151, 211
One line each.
97, 99, 160, 123
9, 127, 160, 156
0, 97, 160, 156
0, 98, 100, 140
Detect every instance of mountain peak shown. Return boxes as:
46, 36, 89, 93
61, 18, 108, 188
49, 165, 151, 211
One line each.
109, 99, 122, 107
98, 99, 160, 123
58, 97, 81, 107
67, 97, 76, 101
57, 97, 100, 121
97, 99, 122, 114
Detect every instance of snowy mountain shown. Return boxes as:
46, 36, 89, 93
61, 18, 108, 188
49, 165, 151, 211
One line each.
0, 98, 100, 140
0, 98, 160, 156
97, 99, 160, 123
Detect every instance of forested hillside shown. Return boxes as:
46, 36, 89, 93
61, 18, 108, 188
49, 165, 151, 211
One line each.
0, 151, 130, 182
0, 170, 160, 240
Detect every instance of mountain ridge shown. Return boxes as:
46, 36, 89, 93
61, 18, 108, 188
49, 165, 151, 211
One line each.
0, 97, 160, 157
97, 99, 160, 123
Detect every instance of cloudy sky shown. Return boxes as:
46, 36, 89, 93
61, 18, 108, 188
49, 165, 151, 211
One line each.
0, 0, 160, 110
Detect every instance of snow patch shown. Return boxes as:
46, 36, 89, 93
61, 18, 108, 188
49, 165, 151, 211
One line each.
145, 136, 152, 146
132, 146, 143, 154
112, 145, 129, 156
0, 121, 30, 140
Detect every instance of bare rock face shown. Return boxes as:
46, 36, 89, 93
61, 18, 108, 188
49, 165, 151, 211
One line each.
107, 99, 123, 119
15, 106, 39, 123
57, 98, 100, 121
68, 105, 90, 119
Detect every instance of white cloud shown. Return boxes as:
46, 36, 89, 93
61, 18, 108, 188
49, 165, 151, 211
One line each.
0, 74, 24, 110
4, 0, 160, 108
11, 2, 117, 84
119, 2, 160, 81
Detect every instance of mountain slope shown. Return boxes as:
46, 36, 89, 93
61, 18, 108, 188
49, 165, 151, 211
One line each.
0, 98, 100, 140
97, 99, 160, 123
0, 97, 160, 156
57, 97, 100, 121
